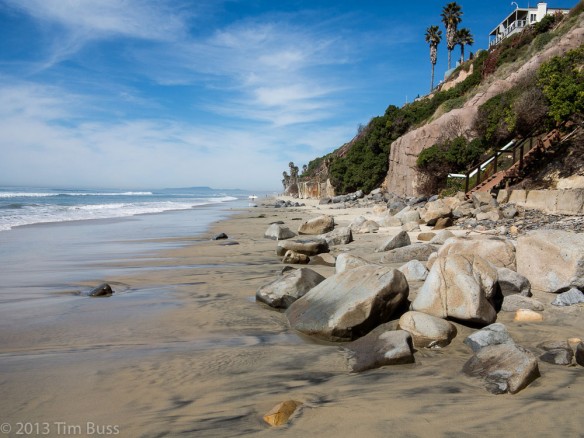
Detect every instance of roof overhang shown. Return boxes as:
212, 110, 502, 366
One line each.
489, 8, 531, 36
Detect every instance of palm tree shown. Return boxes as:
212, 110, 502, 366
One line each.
441, 2, 463, 70
455, 28, 474, 63
425, 25, 442, 92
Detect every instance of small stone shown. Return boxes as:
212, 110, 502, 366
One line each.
308, 253, 336, 267
576, 342, 584, 367
514, 309, 543, 322
282, 250, 310, 265
502, 295, 544, 312
402, 222, 421, 232
510, 226, 519, 236
551, 288, 584, 307
212, 232, 228, 240
263, 400, 302, 427
433, 217, 453, 230
344, 328, 414, 372
376, 231, 411, 252
417, 232, 436, 242
87, 283, 114, 297
464, 323, 514, 353
537, 340, 574, 366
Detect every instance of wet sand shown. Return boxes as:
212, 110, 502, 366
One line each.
0, 200, 583, 437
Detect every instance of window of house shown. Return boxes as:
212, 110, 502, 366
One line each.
530, 13, 537, 22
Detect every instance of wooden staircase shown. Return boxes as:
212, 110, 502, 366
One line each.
463, 126, 575, 197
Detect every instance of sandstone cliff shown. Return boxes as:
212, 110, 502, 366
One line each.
384, 21, 584, 197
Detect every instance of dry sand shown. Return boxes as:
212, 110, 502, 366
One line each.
1, 199, 583, 437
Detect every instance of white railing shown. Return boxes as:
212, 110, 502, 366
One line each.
448, 139, 516, 180
489, 19, 528, 47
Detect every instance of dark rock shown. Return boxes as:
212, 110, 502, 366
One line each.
218, 241, 239, 246
551, 288, 584, 307
463, 344, 540, 394
319, 198, 332, 205
270, 221, 285, 225
464, 323, 514, 353
576, 342, 584, 367
88, 283, 114, 297
256, 268, 326, 309
286, 265, 409, 341
497, 267, 531, 297
344, 327, 414, 372
537, 340, 574, 366
376, 231, 411, 253
433, 217, 453, 230
212, 233, 228, 240
388, 200, 407, 216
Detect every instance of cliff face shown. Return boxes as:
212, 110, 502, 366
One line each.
384, 23, 584, 197
297, 179, 335, 199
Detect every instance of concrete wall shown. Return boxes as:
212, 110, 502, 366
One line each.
497, 189, 584, 215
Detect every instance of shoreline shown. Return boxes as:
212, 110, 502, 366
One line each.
1, 198, 583, 436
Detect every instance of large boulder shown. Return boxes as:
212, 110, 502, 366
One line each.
399, 210, 421, 225
412, 254, 500, 325
264, 224, 296, 240
462, 343, 540, 394
335, 254, 374, 274
516, 230, 584, 292
286, 265, 409, 341
321, 227, 353, 246
276, 239, 329, 256
497, 267, 531, 297
438, 236, 516, 269
298, 215, 335, 235
380, 243, 437, 263
256, 268, 326, 309
398, 311, 457, 348
463, 323, 514, 353
344, 327, 414, 372
376, 231, 411, 252
537, 340, 574, 366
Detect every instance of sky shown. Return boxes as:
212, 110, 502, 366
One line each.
0, 0, 577, 191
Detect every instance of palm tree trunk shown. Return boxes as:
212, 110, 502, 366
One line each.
447, 49, 452, 70
431, 63, 435, 92
461, 45, 465, 63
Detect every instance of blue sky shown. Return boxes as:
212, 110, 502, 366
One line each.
0, 0, 577, 191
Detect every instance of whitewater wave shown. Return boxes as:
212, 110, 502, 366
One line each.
0, 191, 154, 198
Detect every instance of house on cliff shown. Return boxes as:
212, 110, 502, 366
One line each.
489, 2, 570, 47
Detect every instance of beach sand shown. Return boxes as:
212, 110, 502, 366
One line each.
1, 199, 583, 437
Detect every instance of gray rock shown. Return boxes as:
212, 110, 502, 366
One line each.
380, 243, 437, 263
298, 215, 335, 235
376, 231, 411, 253
264, 224, 297, 240
412, 254, 500, 325
398, 311, 457, 348
502, 206, 518, 219
463, 343, 540, 394
452, 204, 474, 218
212, 233, 228, 240
476, 209, 503, 222
471, 192, 498, 209
282, 250, 310, 265
501, 295, 544, 312
322, 226, 353, 246
344, 328, 414, 372
398, 260, 428, 282
335, 253, 374, 274
286, 265, 409, 341
355, 220, 380, 234
517, 230, 584, 293
429, 230, 455, 245
388, 201, 407, 216
256, 268, 326, 308
402, 222, 421, 232
551, 288, 584, 307
349, 216, 367, 230
400, 210, 421, 225
276, 239, 329, 256
464, 323, 514, 353
497, 267, 532, 297
319, 197, 332, 205
421, 199, 452, 226
87, 283, 114, 297
576, 342, 584, 367
537, 340, 574, 366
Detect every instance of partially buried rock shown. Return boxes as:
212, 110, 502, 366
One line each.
355, 220, 380, 234
464, 323, 514, 353
412, 254, 500, 325
264, 224, 296, 240
308, 253, 336, 267
376, 230, 411, 252
298, 215, 335, 235
276, 239, 329, 256
398, 311, 456, 348
87, 283, 114, 297
286, 265, 409, 341
344, 327, 414, 372
514, 309, 543, 322
501, 295, 544, 312
463, 343, 540, 394
537, 340, 574, 366
282, 250, 310, 265
212, 232, 228, 240
256, 268, 326, 309
551, 288, 584, 307
263, 400, 302, 427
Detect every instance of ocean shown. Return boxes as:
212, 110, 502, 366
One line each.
0, 186, 265, 302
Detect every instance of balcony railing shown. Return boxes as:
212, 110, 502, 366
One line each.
489, 19, 528, 47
